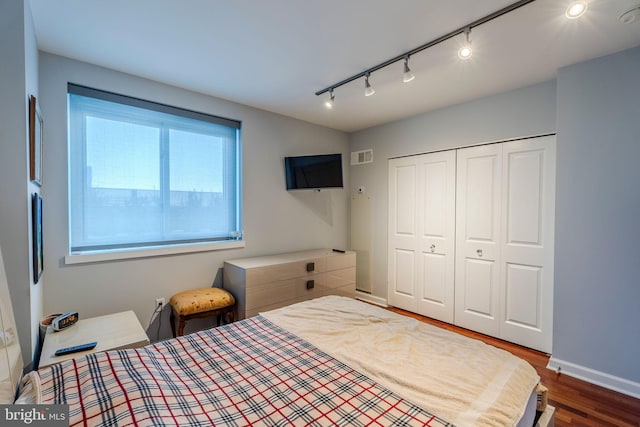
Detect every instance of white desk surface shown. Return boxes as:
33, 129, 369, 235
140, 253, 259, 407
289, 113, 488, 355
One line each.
39, 310, 149, 369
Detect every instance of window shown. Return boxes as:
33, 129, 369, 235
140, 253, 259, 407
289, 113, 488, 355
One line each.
68, 84, 241, 256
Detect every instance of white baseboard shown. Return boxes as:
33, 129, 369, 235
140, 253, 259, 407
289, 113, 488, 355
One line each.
354, 291, 387, 307
547, 357, 640, 399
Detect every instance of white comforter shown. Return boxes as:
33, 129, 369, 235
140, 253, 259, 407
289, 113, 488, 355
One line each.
263, 296, 539, 427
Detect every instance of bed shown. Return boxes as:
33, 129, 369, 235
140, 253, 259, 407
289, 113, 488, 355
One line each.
14, 296, 540, 427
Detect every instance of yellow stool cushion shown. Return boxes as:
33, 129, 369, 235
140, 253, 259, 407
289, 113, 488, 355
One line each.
169, 288, 235, 316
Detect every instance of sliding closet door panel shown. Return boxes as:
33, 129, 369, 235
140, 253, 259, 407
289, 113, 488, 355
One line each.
501, 136, 555, 352
416, 151, 456, 323
506, 151, 542, 245
389, 151, 455, 321
422, 252, 446, 305
463, 259, 495, 317
388, 158, 419, 311
505, 263, 541, 328
393, 249, 416, 296
395, 165, 416, 235
455, 144, 502, 336
465, 158, 498, 243
423, 161, 448, 237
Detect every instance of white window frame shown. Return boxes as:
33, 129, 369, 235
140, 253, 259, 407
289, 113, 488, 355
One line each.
65, 84, 243, 264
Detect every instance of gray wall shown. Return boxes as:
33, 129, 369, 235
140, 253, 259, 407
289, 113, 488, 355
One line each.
0, 0, 43, 364
37, 53, 349, 345
349, 80, 557, 299
554, 47, 640, 383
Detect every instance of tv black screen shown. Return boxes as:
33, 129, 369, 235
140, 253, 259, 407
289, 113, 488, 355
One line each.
284, 154, 343, 190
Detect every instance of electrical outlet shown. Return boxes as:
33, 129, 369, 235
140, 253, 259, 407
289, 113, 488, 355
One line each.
155, 298, 165, 308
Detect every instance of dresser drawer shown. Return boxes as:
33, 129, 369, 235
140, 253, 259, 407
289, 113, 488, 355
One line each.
246, 273, 322, 310
245, 258, 326, 286
326, 252, 356, 271
324, 267, 356, 289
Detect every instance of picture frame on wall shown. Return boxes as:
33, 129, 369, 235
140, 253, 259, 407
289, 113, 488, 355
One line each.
29, 95, 43, 186
32, 193, 43, 284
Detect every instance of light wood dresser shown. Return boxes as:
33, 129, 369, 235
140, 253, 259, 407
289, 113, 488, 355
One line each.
223, 249, 356, 319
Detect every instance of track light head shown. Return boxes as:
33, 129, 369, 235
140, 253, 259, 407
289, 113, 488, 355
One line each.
458, 46, 472, 59
324, 89, 335, 109
403, 56, 415, 83
364, 73, 375, 97
458, 27, 473, 60
565, 1, 588, 19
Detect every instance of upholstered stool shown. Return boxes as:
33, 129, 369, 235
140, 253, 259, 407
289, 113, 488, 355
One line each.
169, 288, 236, 337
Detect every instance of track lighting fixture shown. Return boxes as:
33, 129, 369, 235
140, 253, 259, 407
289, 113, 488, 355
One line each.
403, 56, 415, 83
324, 89, 335, 109
565, 1, 588, 19
458, 27, 473, 60
364, 73, 375, 97
315, 0, 538, 102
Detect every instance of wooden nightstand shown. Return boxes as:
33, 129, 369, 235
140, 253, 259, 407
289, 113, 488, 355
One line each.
38, 310, 149, 369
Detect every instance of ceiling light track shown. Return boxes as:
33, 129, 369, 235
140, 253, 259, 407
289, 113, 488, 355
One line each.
315, 0, 537, 98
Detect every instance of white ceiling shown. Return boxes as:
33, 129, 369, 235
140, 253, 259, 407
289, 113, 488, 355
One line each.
28, 0, 640, 132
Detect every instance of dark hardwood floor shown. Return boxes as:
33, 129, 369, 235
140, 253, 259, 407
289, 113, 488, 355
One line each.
386, 307, 640, 427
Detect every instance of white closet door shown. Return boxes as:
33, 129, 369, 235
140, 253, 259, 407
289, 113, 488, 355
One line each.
455, 144, 502, 336
388, 157, 419, 312
415, 151, 456, 322
388, 152, 456, 321
500, 136, 555, 352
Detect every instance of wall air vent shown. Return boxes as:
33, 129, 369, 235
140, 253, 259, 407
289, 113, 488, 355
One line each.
351, 149, 373, 165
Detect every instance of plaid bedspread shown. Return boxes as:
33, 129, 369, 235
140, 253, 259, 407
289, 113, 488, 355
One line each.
37, 316, 454, 426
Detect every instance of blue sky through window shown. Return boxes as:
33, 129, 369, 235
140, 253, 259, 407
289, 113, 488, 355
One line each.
86, 116, 160, 190
170, 129, 223, 193
86, 117, 224, 193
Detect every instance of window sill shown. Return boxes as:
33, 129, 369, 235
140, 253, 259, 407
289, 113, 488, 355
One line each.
64, 240, 245, 265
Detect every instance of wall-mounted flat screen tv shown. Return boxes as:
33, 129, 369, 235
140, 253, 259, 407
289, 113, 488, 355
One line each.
284, 153, 343, 190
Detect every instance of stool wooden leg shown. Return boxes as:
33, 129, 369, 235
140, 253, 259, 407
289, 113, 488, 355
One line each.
223, 307, 234, 325
177, 316, 186, 337
170, 311, 177, 338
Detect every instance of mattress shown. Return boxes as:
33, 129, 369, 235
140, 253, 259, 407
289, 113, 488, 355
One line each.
263, 296, 540, 427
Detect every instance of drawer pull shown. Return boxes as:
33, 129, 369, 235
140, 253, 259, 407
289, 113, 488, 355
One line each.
306, 262, 315, 272
306, 280, 315, 289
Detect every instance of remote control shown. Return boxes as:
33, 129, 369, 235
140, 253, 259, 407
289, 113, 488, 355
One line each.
54, 341, 97, 356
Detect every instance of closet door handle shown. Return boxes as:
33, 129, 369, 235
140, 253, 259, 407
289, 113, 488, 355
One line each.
430, 244, 436, 253
476, 249, 483, 257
